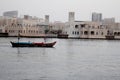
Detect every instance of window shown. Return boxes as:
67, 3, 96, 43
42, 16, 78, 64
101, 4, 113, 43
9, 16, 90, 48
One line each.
75, 31, 76, 35
96, 32, 98, 35
29, 30, 30, 33
18, 30, 20, 33
101, 32, 104, 35
98, 26, 99, 29
91, 31, 94, 35
88, 26, 91, 28
36, 31, 38, 34
114, 32, 117, 35
84, 31, 88, 35
75, 25, 79, 28
77, 32, 79, 35
5, 30, 7, 33
12, 30, 14, 33
118, 32, 120, 35
72, 31, 74, 34
107, 30, 110, 35
81, 24, 85, 28
12, 23, 14, 26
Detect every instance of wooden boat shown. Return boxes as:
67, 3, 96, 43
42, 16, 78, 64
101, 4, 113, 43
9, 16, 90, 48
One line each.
10, 41, 56, 47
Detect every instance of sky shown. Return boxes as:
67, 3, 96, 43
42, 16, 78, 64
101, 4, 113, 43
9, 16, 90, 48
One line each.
0, 0, 120, 22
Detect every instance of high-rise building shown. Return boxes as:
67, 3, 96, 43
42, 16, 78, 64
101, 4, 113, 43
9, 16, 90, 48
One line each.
69, 12, 75, 22
92, 12, 102, 22
3, 11, 18, 18
45, 15, 49, 25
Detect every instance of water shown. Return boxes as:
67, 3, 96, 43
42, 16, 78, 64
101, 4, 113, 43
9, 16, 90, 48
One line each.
0, 38, 120, 80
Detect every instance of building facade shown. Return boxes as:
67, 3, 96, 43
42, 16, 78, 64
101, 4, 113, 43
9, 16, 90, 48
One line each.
1, 11, 120, 39
63, 12, 120, 39
0, 14, 49, 37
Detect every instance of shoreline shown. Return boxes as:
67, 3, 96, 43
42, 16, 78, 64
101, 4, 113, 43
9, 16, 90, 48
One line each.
0, 36, 120, 40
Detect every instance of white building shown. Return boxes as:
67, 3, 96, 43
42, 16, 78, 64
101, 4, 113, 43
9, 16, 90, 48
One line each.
64, 12, 81, 38
64, 12, 120, 39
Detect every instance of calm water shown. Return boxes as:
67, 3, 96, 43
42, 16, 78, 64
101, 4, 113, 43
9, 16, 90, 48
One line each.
0, 38, 120, 80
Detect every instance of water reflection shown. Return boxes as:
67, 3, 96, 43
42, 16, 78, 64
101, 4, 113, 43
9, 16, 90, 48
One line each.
17, 48, 20, 54
16, 48, 23, 62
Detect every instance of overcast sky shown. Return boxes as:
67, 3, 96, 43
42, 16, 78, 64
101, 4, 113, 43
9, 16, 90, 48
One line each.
0, 0, 120, 22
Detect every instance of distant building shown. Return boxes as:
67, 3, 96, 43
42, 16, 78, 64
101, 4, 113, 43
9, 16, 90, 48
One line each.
69, 12, 75, 22
1, 11, 120, 39
0, 14, 49, 37
79, 21, 107, 39
45, 15, 49, 25
63, 12, 120, 39
102, 18, 115, 24
65, 12, 81, 38
92, 12, 102, 22
3, 11, 18, 18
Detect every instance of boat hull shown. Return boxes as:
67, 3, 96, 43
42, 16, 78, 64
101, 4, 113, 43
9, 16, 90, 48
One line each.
10, 41, 56, 47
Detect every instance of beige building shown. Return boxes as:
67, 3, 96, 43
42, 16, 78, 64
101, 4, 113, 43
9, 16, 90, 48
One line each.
64, 12, 120, 39
1, 11, 120, 39
0, 15, 48, 37
79, 21, 107, 39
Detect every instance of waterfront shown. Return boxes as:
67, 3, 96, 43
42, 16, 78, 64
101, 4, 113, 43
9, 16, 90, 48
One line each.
0, 38, 120, 80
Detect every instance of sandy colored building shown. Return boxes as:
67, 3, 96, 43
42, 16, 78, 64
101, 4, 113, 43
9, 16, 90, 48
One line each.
64, 12, 120, 39
0, 15, 48, 37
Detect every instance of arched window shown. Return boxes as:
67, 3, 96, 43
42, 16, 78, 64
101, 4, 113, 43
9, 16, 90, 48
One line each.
96, 32, 98, 35
101, 32, 104, 35
114, 32, 117, 35
77, 32, 79, 35
118, 32, 120, 35
75, 25, 79, 28
72, 31, 74, 34
84, 31, 88, 35
91, 31, 94, 35
107, 30, 110, 35
98, 26, 99, 29
75, 31, 76, 35
81, 24, 85, 28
